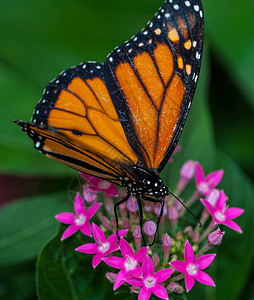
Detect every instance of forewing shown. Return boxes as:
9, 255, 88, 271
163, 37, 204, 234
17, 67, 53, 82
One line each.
15, 62, 139, 183
104, 0, 204, 171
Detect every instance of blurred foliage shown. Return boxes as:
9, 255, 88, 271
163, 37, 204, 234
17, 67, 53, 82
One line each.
0, 0, 253, 299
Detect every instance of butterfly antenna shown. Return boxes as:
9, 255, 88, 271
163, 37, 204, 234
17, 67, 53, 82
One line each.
169, 191, 202, 228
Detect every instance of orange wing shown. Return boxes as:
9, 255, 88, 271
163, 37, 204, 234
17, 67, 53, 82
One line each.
104, 0, 204, 171
16, 63, 139, 184
16, 0, 204, 182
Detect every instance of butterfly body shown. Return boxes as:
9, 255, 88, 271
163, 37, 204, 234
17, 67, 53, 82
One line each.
119, 166, 169, 198
15, 0, 204, 244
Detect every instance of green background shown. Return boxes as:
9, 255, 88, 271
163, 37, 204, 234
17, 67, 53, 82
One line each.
0, 0, 253, 299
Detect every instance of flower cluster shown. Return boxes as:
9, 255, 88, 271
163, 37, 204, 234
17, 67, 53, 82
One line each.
55, 159, 244, 299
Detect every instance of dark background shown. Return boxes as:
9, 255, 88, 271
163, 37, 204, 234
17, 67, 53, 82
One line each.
0, 0, 253, 299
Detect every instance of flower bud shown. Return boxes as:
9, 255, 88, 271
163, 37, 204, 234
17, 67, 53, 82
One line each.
154, 201, 167, 217
176, 160, 195, 192
167, 282, 184, 294
144, 221, 157, 243
151, 253, 160, 268
101, 216, 111, 230
106, 272, 117, 284
176, 231, 183, 240
105, 195, 114, 215
122, 218, 130, 229
162, 233, 172, 254
168, 206, 178, 226
206, 189, 220, 207
183, 226, 193, 236
208, 227, 225, 246
133, 226, 142, 250
127, 197, 139, 214
192, 231, 200, 243
144, 202, 154, 213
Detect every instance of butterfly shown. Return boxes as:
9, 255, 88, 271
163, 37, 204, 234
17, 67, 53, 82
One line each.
15, 0, 204, 245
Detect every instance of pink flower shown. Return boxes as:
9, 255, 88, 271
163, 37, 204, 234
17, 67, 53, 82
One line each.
170, 241, 216, 292
55, 193, 102, 240
81, 173, 118, 198
126, 255, 174, 300
103, 238, 148, 290
75, 223, 128, 268
195, 162, 224, 196
201, 190, 244, 233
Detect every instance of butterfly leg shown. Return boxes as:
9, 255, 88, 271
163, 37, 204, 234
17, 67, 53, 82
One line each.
142, 195, 165, 246
114, 193, 130, 240
136, 196, 146, 246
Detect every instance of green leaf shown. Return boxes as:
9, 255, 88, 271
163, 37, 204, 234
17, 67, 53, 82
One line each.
0, 192, 72, 265
203, 0, 254, 109
0, 260, 36, 300
36, 225, 127, 300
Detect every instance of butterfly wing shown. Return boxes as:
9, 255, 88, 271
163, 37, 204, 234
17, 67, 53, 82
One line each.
15, 62, 139, 184
104, 0, 204, 172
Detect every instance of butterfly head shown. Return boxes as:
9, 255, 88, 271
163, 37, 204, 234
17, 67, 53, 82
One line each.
120, 166, 169, 198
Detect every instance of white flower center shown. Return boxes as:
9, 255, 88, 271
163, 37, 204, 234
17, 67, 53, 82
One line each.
98, 180, 111, 189
198, 182, 209, 193
124, 256, 137, 271
186, 263, 199, 275
98, 242, 110, 253
214, 211, 226, 222
75, 214, 86, 226
144, 276, 156, 288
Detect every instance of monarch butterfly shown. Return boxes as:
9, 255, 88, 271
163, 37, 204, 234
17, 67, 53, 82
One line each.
15, 0, 204, 245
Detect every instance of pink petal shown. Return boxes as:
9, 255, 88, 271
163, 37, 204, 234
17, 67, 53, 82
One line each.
152, 284, 169, 299
92, 223, 106, 243
201, 199, 215, 217
114, 269, 128, 290
81, 173, 100, 186
108, 243, 120, 254
80, 222, 92, 237
224, 207, 244, 219
61, 224, 79, 240
205, 170, 224, 189
154, 269, 174, 283
74, 193, 86, 214
120, 238, 134, 258
103, 256, 125, 269
195, 254, 216, 270
139, 287, 151, 300
185, 241, 195, 264
105, 185, 118, 197
83, 186, 98, 203
125, 277, 144, 287
108, 229, 128, 244
135, 246, 148, 263
75, 243, 98, 254
142, 255, 154, 277
170, 261, 186, 273
214, 190, 227, 211
185, 273, 195, 292
131, 265, 142, 278
55, 212, 75, 224
86, 203, 102, 220
223, 220, 243, 233
194, 271, 215, 287
195, 162, 205, 184
92, 254, 102, 268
